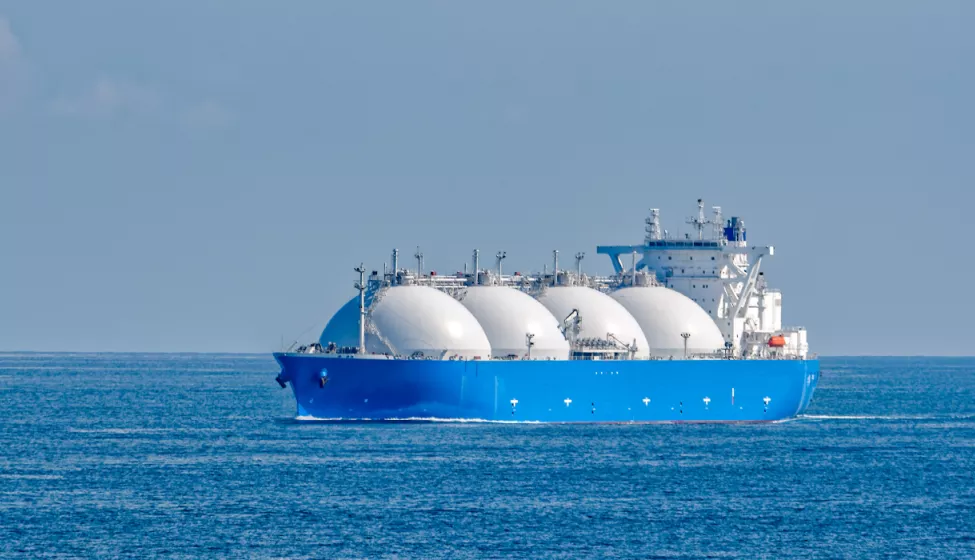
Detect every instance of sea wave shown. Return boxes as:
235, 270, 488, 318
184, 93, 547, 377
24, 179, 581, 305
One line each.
0, 474, 64, 480
66, 427, 223, 435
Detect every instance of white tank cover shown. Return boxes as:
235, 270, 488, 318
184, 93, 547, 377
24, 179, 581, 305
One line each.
610, 286, 725, 357
320, 286, 492, 359
535, 286, 650, 359
456, 286, 569, 360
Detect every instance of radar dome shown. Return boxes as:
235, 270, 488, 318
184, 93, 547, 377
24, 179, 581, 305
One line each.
610, 286, 725, 357
535, 286, 649, 359
457, 286, 569, 359
320, 286, 491, 359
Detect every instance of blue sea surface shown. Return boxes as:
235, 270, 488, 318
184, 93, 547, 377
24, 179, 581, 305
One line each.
0, 355, 973, 559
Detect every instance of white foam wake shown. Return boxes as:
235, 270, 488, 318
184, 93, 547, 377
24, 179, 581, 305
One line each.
797, 414, 970, 421
293, 415, 542, 424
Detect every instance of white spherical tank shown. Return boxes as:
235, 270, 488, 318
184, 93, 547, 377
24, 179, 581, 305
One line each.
610, 286, 726, 357
372, 286, 492, 358
319, 295, 360, 348
320, 286, 492, 358
319, 294, 388, 353
456, 286, 570, 360
535, 286, 649, 359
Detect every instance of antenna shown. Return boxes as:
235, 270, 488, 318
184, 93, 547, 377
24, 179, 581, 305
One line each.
354, 264, 367, 355
645, 209, 662, 242
681, 332, 691, 358
552, 250, 559, 286
526, 333, 535, 359
631, 251, 638, 286
472, 249, 480, 286
686, 199, 709, 240
414, 246, 423, 276
575, 252, 585, 276
496, 251, 506, 278
391, 249, 399, 285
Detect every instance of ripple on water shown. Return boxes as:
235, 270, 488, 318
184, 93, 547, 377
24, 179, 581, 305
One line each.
0, 354, 973, 558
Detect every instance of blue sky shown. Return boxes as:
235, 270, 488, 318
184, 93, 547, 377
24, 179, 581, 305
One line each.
1, 2, 972, 354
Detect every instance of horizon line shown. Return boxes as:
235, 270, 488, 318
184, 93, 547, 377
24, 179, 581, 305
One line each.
1, 351, 973, 359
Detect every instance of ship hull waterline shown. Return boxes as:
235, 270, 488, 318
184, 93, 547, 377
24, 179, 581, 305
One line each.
274, 353, 819, 422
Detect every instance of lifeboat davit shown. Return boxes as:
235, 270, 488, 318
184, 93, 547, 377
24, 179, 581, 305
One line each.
768, 335, 787, 347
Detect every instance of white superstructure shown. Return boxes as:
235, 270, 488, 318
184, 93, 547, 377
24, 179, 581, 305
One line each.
597, 199, 808, 358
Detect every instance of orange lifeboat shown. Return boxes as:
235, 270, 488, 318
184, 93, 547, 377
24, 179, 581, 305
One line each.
768, 335, 787, 348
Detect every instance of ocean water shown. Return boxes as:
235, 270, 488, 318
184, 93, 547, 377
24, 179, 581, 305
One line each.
0, 355, 973, 559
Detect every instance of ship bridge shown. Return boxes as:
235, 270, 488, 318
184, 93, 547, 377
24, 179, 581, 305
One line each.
597, 199, 806, 359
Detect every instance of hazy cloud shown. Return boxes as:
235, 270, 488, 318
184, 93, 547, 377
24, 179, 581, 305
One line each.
0, 16, 26, 110
51, 77, 162, 118
0, 17, 18, 60
182, 100, 235, 130
51, 78, 235, 132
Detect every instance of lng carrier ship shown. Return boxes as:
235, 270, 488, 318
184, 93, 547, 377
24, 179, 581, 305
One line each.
273, 200, 818, 422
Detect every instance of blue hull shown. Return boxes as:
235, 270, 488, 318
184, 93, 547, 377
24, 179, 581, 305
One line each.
273, 354, 820, 422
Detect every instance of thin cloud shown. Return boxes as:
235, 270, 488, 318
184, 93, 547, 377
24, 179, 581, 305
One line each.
51, 77, 162, 118
0, 16, 19, 60
0, 15, 26, 111
182, 100, 235, 130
